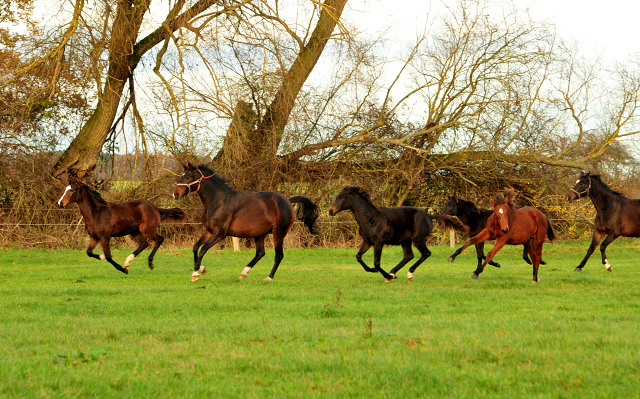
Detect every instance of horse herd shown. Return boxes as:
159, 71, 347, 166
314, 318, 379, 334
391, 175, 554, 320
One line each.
57, 165, 638, 284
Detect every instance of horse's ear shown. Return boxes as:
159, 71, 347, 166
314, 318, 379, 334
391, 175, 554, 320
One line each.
181, 162, 188, 170
490, 199, 496, 207
579, 171, 587, 178
187, 161, 194, 169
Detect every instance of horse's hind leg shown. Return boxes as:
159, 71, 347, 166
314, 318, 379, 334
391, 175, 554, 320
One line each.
239, 235, 266, 279
143, 233, 164, 270
524, 240, 540, 283
406, 242, 431, 281
473, 239, 506, 279
192, 230, 225, 281
599, 233, 619, 272
100, 238, 128, 274
523, 238, 546, 266
125, 232, 149, 271
576, 230, 604, 271
355, 241, 375, 272
266, 229, 288, 281
389, 242, 414, 278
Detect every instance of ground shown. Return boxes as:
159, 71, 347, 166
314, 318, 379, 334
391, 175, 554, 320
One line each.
1, 240, 639, 398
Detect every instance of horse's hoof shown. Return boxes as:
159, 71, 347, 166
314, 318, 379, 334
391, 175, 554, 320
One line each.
540, 261, 547, 265
148, 264, 154, 270
239, 274, 248, 280
199, 266, 207, 274
122, 268, 129, 275
448, 256, 455, 262
384, 278, 393, 283
125, 266, 130, 271
407, 271, 414, 281
471, 274, 478, 280
574, 267, 582, 272
191, 275, 200, 282
264, 277, 273, 281
532, 278, 540, 283
493, 263, 501, 268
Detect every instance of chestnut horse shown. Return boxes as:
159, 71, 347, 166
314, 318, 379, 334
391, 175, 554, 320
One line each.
329, 186, 468, 282
172, 163, 320, 281
58, 179, 187, 274
567, 172, 640, 272
448, 189, 554, 282
442, 194, 547, 269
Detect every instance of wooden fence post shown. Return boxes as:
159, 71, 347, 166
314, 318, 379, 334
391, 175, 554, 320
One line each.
232, 237, 241, 251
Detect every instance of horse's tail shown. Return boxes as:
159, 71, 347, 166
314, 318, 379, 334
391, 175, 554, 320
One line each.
546, 216, 556, 241
159, 207, 188, 222
431, 214, 469, 234
289, 196, 321, 235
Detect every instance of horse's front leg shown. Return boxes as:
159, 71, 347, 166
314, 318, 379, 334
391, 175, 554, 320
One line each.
192, 229, 225, 281
239, 235, 266, 280
599, 233, 619, 272
476, 242, 500, 268
355, 241, 375, 272
575, 230, 604, 271
371, 244, 394, 282
86, 237, 101, 261
192, 230, 213, 276
449, 228, 492, 262
100, 238, 128, 274
472, 238, 506, 279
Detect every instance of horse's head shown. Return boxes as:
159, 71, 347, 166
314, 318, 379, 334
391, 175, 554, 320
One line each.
329, 186, 358, 216
442, 195, 459, 216
173, 162, 204, 199
567, 172, 591, 201
490, 189, 516, 234
57, 179, 82, 208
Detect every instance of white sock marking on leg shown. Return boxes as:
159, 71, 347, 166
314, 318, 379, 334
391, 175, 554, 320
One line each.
124, 254, 135, 267
192, 271, 199, 277
199, 266, 206, 273
407, 271, 413, 280
99, 255, 106, 260
241, 266, 251, 276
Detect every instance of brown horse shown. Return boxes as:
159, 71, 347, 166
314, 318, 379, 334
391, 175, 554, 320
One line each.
447, 189, 555, 282
172, 163, 320, 281
58, 179, 187, 274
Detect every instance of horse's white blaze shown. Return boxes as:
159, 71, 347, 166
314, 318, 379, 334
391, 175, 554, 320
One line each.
124, 254, 135, 267
241, 266, 251, 276
99, 255, 106, 260
498, 208, 504, 213
575, 180, 580, 185
58, 185, 72, 206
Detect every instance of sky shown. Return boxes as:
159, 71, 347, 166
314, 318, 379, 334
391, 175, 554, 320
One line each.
350, 0, 640, 62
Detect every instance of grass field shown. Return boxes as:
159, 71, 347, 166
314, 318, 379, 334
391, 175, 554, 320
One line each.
1, 240, 640, 398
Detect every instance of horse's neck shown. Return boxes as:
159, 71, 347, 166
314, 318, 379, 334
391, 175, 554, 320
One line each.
455, 203, 477, 225
350, 196, 382, 226
76, 194, 106, 227
589, 181, 619, 215
197, 180, 234, 209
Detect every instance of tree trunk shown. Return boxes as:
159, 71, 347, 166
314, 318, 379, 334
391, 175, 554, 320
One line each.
216, 0, 348, 189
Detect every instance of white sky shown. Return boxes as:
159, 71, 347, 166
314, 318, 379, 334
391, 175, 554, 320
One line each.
349, 0, 640, 62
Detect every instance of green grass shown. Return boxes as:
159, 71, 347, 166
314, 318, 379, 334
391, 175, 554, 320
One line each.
1, 240, 640, 398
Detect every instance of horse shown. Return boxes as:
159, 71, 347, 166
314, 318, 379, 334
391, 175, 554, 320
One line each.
328, 186, 468, 282
447, 189, 554, 282
57, 179, 187, 274
442, 195, 547, 269
172, 162, 320, 281
567, 172, 640, 272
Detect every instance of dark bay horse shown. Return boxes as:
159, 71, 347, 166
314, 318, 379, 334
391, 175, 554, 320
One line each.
328, 186, 467, 282
58, 179, 187, 274
567, 172, 640, 272
448, 189, 554, 282
172, 163, 320, 281
442, 195, 547, 269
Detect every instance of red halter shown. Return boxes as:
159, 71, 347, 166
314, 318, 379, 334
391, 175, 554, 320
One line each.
176, 168, 214, 194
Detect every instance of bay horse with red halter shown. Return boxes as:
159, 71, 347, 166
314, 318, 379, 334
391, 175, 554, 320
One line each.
447, 189, 555, 282
172, 163, 320, 282
567, 172, 640, 272
328, 186, 468, 282
58, 179, 187, 274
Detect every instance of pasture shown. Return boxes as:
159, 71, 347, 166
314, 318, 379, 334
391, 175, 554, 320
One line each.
1, 241, 639, 398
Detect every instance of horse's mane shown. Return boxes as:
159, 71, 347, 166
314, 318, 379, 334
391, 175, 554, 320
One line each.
453, 196, 483, 214
78, 182, 108, 206
588, 174, 624, 196
494, 188, 516, 206
197, 164, 232, 189
344, 186, 381, 211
